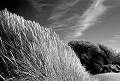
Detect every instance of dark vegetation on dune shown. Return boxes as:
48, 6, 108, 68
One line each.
68, 40, 120, 75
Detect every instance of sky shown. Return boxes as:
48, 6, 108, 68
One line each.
0, 0, 120, 49
79, 0, 120, 49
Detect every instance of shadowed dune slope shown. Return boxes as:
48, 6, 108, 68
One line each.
0, 10, 97, 81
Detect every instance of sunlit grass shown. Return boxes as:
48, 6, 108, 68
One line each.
0, 9, 96, 81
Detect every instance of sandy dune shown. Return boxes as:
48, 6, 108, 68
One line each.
93, 73, 120, 81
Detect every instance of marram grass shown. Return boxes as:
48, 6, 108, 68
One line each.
0, 9, 97, 81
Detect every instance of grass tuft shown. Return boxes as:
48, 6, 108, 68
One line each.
0, 9, 96, 81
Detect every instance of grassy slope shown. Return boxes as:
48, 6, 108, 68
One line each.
0, 9, 97, 81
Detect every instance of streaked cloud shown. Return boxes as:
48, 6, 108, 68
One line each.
113, 35, 120, 39
68, 0, 108, 38
49, 0, 108, 41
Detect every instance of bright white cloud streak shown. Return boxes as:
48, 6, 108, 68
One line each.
68, 0, 108, 38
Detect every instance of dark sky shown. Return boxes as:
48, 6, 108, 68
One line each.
0, 0, 120, 49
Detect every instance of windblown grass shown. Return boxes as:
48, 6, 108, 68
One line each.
0, 9, 97, 81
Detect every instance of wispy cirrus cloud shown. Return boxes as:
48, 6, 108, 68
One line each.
49, 0, 108, 41
73, 0, 108, 37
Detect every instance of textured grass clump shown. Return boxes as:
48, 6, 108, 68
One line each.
0, 9, 97, 81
